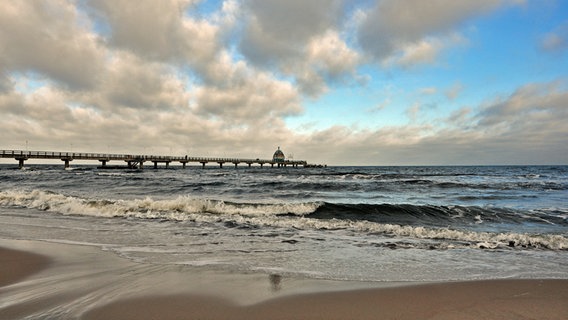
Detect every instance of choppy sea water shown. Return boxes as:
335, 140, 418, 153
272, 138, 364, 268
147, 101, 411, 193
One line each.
0, 164, 567, 282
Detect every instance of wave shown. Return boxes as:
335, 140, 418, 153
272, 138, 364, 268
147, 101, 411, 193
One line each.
242, 178, 567, 193
311, 203, 568, 227
1, 189, 567, 250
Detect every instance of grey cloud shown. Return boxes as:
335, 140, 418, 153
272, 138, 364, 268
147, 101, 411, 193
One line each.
0, 87, 79, 144
0, 73, 14, 94
0, 90, 25, 117
96, 53, 190, 112
238, 0, 357, 96
195, 71, 303, 124
476, 82, 568, 128
357, 0, 508, 63
240, 0, 343, 67
446, 107, 472, 127
0, 1, 104, 90
88, 0, 221, 84
88, 0, 190, 60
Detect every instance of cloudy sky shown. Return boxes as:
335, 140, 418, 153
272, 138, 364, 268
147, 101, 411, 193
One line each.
1, 0, 567, 165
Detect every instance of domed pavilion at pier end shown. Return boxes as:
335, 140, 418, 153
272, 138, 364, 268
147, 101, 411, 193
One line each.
272, 147, 285, 163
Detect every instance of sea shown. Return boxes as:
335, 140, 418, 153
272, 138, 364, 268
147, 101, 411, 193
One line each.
1, 164, 567, 282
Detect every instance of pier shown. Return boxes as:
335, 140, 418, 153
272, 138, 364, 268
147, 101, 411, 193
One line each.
0, 150, 322, 169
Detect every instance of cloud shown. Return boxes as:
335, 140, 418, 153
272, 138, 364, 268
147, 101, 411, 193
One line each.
88, 0, 223, 84
444, 82, 464, 101
83, 51, 191, 113
406, 102, 422, 121
238, 0, 359, 96
419, 87, 438, 95
0, 1, 104, 90
296, 30, 362, 95
0, 1, 564, 166
0, 0, 309, 158
295, 80, 568, 165
394, 38, 445, 67
357, 0, 515, 65
239, 0, 342, 67
194, 64, 303, 124
89, 0, 204, 60
540, 22, 568, 53
445, 107, 472, 127
476, 81, 568, 131
0, 74, 13, 94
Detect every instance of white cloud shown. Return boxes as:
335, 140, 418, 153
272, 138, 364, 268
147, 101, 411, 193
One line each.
306, 30, 361, 79
397, 38, 444, 67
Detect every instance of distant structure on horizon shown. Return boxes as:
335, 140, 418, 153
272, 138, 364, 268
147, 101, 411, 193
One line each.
272, 147, 285, 163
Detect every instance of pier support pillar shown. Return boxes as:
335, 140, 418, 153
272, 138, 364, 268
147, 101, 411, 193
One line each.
248, 163, 252, 168
260, 163, 264, 168
154, 162, 158, 169
218, 162, 224, 168
234, 163, 238, 168
165, 162, 170, 169
62, 159, 72, 169
182, 162, 186, 169
139, 161, 144, 169
16, 158, 26, 169
201, 162, 206, 168
99, 160, 107, 167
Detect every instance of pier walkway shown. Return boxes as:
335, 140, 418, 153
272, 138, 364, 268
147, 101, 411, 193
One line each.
1, 150, 315, 169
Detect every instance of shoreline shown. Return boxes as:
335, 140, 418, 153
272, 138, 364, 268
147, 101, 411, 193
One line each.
1, 239, 567, 319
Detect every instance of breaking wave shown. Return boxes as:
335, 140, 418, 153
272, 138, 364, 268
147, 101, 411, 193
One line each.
1, 189, 567, 250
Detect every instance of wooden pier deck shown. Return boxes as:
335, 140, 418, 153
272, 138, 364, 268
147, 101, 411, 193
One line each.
0, 150, 318, 169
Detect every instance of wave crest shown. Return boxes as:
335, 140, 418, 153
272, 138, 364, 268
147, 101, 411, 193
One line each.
0, 189, 322, 219
1, 189, 566, 250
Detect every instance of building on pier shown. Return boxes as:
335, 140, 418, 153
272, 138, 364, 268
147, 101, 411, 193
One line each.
273, 147, 285, 163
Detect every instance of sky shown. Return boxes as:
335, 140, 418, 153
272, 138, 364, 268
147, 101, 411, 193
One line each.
1, 0, 567, 165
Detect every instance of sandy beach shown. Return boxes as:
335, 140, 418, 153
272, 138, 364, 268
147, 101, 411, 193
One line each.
1, 240, 567, 320
83, 279, 568, 320
0, 247, 50, 288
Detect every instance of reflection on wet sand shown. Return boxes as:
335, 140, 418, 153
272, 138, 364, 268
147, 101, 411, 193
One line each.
269, 274, 282, 292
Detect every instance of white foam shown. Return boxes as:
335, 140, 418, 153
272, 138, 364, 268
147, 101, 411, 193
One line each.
0, 189, 322, 219
1, 189, 567, 250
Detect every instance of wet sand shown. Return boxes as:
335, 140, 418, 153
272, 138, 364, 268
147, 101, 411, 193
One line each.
1, 241, 567, 320
0, 247, 50, 287
83, 279, 568, 320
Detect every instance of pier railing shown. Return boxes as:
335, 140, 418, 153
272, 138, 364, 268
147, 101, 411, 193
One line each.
1, 149, 314, 169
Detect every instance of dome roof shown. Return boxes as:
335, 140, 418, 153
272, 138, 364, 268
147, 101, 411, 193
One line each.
273, 147, 285, 162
